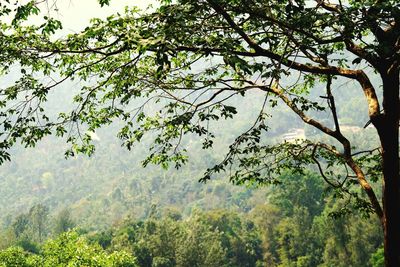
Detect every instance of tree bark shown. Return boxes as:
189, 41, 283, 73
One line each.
376, 70, 400, 267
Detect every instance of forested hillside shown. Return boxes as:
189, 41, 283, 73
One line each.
0, 79, 384, 266
0, 171, 384, 266
0, 79, 377, 228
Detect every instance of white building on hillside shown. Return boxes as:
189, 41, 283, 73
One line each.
282, 128, 306, 143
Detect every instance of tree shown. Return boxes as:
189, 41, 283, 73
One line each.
7, 204, 51, 248
11, 214, 30, 240
52, 208, 75, 236
28, 204, 49, 243
0, 0, 399, 265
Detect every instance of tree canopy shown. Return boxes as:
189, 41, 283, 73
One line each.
0, 0, 399, 265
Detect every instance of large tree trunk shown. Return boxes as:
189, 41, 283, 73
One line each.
377, 71, 400, 267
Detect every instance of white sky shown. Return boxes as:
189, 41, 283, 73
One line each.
43, 0, 158, 32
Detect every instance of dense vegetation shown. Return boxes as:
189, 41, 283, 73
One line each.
0, 172, 384, 267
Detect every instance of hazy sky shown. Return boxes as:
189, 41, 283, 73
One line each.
43, 0, 158, 32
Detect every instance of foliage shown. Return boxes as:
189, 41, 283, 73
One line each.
0, 231, 138, 267
42, 231, 137, 267
107, 210, 263, 267
0, 247, 40, 267
370, 247, 384, 267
